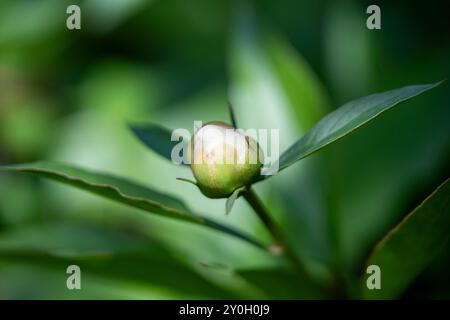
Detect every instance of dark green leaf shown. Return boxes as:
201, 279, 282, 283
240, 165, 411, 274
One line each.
236, 267, 328, 299
0, 161, 267, 251
276, 82, 443, 174
321, 97, 450, 273
362, 178, 450, 299
227, 101, 239, 128
129, 123, 186, 163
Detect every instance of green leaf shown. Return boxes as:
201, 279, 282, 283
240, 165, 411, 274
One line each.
276, 82, 443, 174
228, 5, 328, 153
129, 123, 185, 163
236, 267, 328, 299
176, 177, 198, 186
321, 96, 450, 273
264, 34, 329, 131
0, 161, 267, 251
225, 187, 245, 216
362, 178, 450, 299
0, 222, 236, 299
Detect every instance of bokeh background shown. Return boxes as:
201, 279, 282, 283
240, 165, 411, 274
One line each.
0, 0, 449, 299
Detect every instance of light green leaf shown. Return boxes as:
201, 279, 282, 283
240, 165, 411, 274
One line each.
176, 177, 198, 186
264, 34, 329, 130
225, 187, 245, 216
362, 178, 450, 299
277, 82, 442, 174
0, 161, 267, 251
228, 5, 328, 153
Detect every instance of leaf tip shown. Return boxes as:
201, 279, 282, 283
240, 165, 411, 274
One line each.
227, 100, 238, 128
176, 177, 198, 186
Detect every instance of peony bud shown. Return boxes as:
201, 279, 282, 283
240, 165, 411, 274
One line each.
188, 122, 264, 198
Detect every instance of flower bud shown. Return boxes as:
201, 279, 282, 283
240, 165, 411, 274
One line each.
188, 122, 264, 198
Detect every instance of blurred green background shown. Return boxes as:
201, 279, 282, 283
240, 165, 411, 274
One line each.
0, 0, 449, 299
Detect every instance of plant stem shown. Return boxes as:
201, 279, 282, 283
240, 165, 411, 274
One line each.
242, 187, 310, 278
